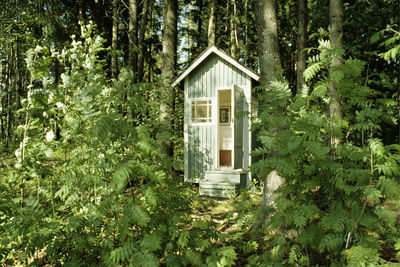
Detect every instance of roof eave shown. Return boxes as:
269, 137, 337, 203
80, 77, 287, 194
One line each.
172, 46, 259, 87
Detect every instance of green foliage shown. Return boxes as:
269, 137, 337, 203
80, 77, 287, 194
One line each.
0, 23, 227, 266
252, 40, 400, 265
346, 246, 380, 267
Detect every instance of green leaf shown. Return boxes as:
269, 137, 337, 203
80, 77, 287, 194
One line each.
133, 205, 150, 226
177, 231, 189, 249
346, 246, 379, 267
293, 212, 307, 228
133, 250, 159, 267
140, 233, 161, 252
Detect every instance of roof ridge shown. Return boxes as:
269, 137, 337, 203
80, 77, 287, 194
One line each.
172, 46, 259, 87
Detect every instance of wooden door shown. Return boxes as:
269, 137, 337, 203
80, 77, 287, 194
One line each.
233, 85, 243, 169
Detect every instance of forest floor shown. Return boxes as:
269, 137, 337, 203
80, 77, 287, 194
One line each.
188, 188, 400, 264
189, 189, 266, 264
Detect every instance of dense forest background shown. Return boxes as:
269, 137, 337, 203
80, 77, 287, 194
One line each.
1, 0, 400, 266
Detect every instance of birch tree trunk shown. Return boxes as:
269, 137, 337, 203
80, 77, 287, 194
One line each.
256, 0, 285, 210
230, 0, 238, 58
329, 0, 343, 146
111, 0, 118, 79
207, 0, 216, 46
128, 0, 138, 78
296, 0, 307, 94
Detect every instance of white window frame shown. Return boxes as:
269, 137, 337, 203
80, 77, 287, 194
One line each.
190, 98, 214, 125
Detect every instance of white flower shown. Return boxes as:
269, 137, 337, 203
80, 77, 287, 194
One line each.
46, 131, 55, 142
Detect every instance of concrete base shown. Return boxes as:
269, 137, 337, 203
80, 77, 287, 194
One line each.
199, 169, 247, 198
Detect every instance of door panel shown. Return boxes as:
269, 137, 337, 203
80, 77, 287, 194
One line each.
233, 85, 243, 169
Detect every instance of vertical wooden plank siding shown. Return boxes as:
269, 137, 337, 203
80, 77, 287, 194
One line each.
186, 54, 250, 181
184, 77, 190, 181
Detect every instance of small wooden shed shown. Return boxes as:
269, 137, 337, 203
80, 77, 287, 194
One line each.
172, 46, 260, 197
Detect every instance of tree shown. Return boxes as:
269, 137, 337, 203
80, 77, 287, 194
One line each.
229, 0, 238, 58
256, 0, 282, 83
137, 0, 150, 82
160, 0, 178, 156
111, 0, 119, 78
328, 0, 343, 147
255, 0, 286, 210
207, 0, 216, 46
128, 0, 138, 78
296, 0, 307, 94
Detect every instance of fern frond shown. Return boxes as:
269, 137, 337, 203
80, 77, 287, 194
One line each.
110, 241, 135, 264
318, 234, 342, 253
304, 62, 323, 82
377, 176, 400, 199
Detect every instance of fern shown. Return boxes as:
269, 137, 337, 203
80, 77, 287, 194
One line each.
110, 242, 136, 264
304, 61, 324, 82
346, 246, 379, 267
377, 176, 400, 199
318, 234, 343, 253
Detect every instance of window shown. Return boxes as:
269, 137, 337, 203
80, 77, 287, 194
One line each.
191, 100, 212, 123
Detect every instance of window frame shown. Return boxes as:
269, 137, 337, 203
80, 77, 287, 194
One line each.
190, 98, 214, 125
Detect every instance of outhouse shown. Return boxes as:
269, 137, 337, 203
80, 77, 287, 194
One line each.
172, 46, 260, 197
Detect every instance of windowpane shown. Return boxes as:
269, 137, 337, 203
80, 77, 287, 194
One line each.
191, 105, 196, 122
197, 106, 207, 118
191, 100, 212, 123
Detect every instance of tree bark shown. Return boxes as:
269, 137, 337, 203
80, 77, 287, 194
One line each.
256, 0, 285, 210
137, 0, 150, 82
160, 0, 177, 156
111, 0, 118, 79
207, 0, 216, 46
256, 0, 282, 83
230, 0, 238, 58
148, 6, 154, 82
161, 0, 177, 84
296, 0, 307, 94
244, 0, 248, 64
128, 0, 138, 79
329, 0, 343, 146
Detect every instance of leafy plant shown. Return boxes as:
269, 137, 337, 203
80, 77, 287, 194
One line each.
0, 23, 225, 266
252, 38, 400, 265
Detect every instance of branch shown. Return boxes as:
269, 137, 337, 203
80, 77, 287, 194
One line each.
389, 27, 400, 36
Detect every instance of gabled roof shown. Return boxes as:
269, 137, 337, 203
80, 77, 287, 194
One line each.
172, 46, 260, 87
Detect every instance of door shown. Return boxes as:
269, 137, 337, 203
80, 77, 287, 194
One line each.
217, 88, 232, 168
233, 85, 244, 169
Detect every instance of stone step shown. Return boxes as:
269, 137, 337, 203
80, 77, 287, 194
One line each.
199, 182, 235, 189
204, 170, 246, 184
199, 187, 235, 198
199, 182, 236, 198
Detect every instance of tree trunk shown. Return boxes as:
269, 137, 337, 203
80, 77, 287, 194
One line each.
137, 0, 150, 82
256, 0, 285, 210
329, 0, 343, 146
148, 6, 154, 82
111, 0, 118, 79
0, 47, 3, 143
256, 0, 282, 83
160, 0, 177, 156
296, 0, 307, 94
161, 0, 177, 86
207, 0, 216, 46
244, 0, 248, 64
230, 0, 238, 58
128, 0, 138, 79
197, 0, 203, 50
